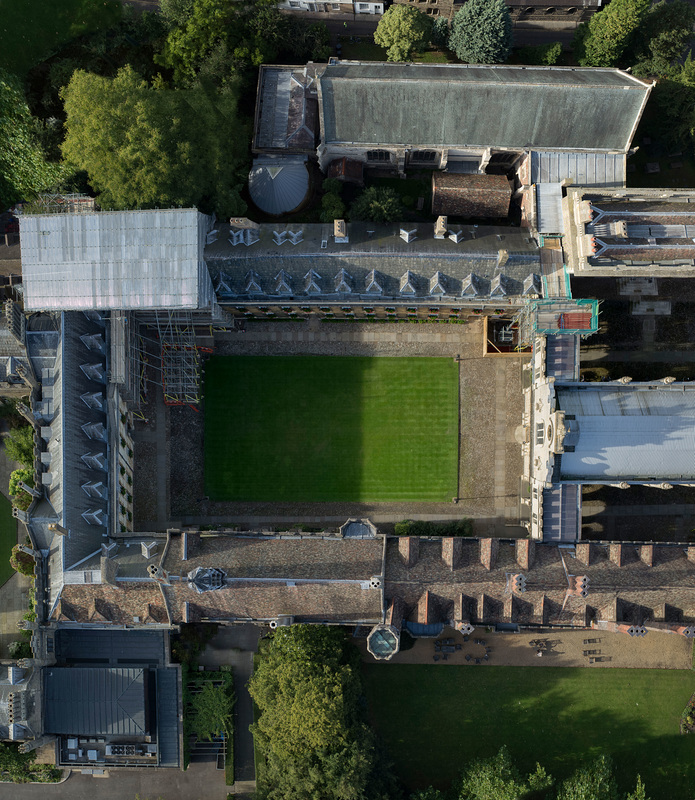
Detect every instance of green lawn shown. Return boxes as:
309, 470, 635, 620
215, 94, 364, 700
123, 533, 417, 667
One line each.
204, 356, 458, 502
364, 664, 695, 799
0, 0, 121, 77
0, 492, 16, 587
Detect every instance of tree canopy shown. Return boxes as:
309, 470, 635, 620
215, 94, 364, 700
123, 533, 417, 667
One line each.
449, 0, 513, 64
188, 677, 235, 741
61, 66, 248, 216
157, 0, 329, 87
350, 186, 403, 223
374, 6, 433, 62
4, 426, 34, 468
0, 69, 65, 209
573, 0, 651, 67
249, 625, 397, 800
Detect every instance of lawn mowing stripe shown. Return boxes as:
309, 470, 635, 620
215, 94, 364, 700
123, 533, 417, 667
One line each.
204, 356, 458, 502
363, 663, 695, 800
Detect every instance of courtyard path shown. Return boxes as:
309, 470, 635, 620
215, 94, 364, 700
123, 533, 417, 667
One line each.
359, 626, 693, 670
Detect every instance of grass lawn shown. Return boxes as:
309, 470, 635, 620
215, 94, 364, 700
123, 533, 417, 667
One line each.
0, 492, 16, 587
204, 356, 458, 502
0, 0, 121, 77
364, 664, 695, 799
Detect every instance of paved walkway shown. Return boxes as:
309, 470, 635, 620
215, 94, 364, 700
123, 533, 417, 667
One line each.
198, 625, 261, 794
359, 626, 693, 670
170, 320, 528, 534
10, 760, 226, 800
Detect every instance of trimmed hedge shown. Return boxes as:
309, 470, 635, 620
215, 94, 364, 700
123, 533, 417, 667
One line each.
394, 519, 473, 537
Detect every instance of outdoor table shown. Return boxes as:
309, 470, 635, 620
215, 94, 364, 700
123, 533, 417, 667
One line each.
442, 645, 455, 653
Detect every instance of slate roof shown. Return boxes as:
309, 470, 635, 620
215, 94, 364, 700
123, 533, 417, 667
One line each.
206, 222, 541, 300
20, 209, 214, 311
318, 63, 651, 153
44, 667, 148, 736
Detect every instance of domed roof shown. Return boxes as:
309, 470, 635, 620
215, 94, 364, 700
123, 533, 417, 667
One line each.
249, 156, 310, 216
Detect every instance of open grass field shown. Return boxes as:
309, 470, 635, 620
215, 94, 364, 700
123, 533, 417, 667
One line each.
0, 492, 15, 587
363, 664, 695, 799
0, 0, 121, 77
204, 356, 458, 502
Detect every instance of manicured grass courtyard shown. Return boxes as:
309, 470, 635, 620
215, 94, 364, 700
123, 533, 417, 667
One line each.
204, 356, 458, 502
0, 492, 16, 587
363, 664, 695, 800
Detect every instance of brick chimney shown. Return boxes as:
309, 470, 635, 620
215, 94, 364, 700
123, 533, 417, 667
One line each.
417, 591, 434, 624
639, 545, 654, 567
479, 538, 499, 571
575, 542, 592, 566
442, 537, 462, 570
399, 537, 419, 568
609, 544, 625, 567
687, 547, 695, 564
516, 539, 535, 570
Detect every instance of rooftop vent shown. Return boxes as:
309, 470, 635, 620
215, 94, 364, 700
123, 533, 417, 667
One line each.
288, 230, 303, 245
82, 481, 107, 499
334, 268, 353, 294
434, 216, 448, 239
80, 333, 105, 353
81, 451, 107, 471
273, 230, 288, 245
82, 508, 107, 526
81, 422, 107, 441
304, 270, 322, 294
449, 229, 465, 243
80, 363, 106, 383
400, 227, 417, 244
80, 391, 105, 410
400, 271, 417, 295
243, 271, 263, 295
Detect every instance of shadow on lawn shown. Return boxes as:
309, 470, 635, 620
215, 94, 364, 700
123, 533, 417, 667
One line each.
362, 664, 695, 800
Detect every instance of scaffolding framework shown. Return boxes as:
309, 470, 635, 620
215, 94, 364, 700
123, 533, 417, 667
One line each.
20, 192, 96, 215
514, 298, 599, 350
155, 310, 204, 408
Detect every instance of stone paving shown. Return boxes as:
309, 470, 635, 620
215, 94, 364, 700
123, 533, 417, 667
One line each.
358, 626, 693, 670
168, 319, 528, 533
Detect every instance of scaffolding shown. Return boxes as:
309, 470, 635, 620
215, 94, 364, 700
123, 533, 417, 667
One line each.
155, 310, 204, 408
20, 192, 96, 215
513, 298, 599, 351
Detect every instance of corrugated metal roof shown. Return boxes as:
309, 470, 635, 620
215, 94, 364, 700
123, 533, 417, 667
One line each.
536, 183, 565, 234
531, 151, 626, 186
557, 386, 695, 479
320, 63, 650, 152
542, 484, 580, 542
20, 209, 211, 311
44, 668, 147, 736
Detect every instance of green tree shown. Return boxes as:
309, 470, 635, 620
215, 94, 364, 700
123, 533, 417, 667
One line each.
374, 6, 433, 62
248, 626, 396, 800
632, 0, 695, 75
459, 747, 528, 800
0, 69, 65, 209
320, 193, 346, 223
189, 679, 235, 741
9, 467, 34, 498
555, 755, 618, 800
573, 0, 650, 66
625, 776, 648, 800
517, 41, 563, 65
4, 426, 34, 467
431, 18, 450, 50
449, 0, 513, 64
8, 640, 32, 660
350, 186, 403, 223
61, 66, 247, 216
161, 0, 196, 26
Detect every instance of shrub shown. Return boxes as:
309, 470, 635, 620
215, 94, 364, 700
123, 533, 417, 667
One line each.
322, 177, 342, 194
431, 17, 450, 49
8, 639, 32, 659
4, 425, 34, 467
10, 545, 35, 576
517, 41, 562, 65
9, 467, 33, 498
320, 192, 346, 223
